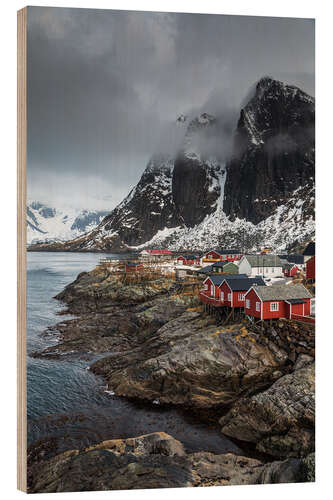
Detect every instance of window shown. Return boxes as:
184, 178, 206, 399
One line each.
228, 293, 232, 301
204, 284, 208, 291
211, 287, 214, 297
256, 302, 261, 312
221, 292, 224, 300
238, 293, 245, 301
271, 268, 274, 273
270, 302, 279, 312
246, 299, 250, 309
265, 268, 269, 273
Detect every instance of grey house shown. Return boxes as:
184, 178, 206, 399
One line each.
238, 255, 283, 278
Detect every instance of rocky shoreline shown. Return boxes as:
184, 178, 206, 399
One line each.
29, 265, 315, 491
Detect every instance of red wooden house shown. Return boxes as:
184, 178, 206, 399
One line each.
219, 277, 265, 308
125, 262, 144, 273
200, 275, 262, 307
306, 256, 315, 281
176, 254, 200, 266
283, 263, 299, 277
244, 284, 313, 321
202, 275, 225, 299
203, 249, 242, 262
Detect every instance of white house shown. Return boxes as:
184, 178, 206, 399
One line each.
238, 255, 283, 278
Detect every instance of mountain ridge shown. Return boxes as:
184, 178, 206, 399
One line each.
28, 77, 315, 253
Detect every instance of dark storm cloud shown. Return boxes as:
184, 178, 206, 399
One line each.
27, 7, 314, 209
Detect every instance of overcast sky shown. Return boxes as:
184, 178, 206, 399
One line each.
27, 7, 315, 210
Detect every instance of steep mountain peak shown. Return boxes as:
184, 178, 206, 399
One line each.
224, 78, 315, 224
29, 78, 314, 254
250, 76, 314, 114
144, 154, 174, 175
176, 114, 187, 123
186, 112, 216, 135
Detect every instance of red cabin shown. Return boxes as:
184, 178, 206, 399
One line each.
200, 275, 265, 307
244, 284, 313, 321
125, 262, 144, 273
219, 277, 266, 308
202, 276, 224, 299
306, 256, 315, 281
283, 263, 299, 277
177, 254, 200, 266
203, 249, 242, 262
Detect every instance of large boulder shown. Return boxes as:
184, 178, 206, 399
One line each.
220, 364, 315, 458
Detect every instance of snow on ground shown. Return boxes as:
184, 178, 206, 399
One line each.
126, 183, 314, 253
27, 202, 108, 244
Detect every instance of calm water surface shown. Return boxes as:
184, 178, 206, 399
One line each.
27, 252, 242, 455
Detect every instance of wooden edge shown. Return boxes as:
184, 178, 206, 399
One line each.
17, 6, 27, 493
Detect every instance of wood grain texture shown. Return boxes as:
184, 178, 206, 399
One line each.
17, 6, 27, 493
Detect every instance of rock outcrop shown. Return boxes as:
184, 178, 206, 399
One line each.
220, 364, 315, 458
91, 317, 292, 408
28, 432, 313, 492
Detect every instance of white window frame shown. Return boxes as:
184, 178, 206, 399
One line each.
228, 293, 232, 301
238, 293, 245, 301
270, 302, 279, 312
246, 299, 250, 309
204, 284, 208, 291
221, 291, 224, 300
211, 286, 215, 297
256, 302, 261, 312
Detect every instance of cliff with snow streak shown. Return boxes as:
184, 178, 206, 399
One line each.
223, 77, 315, 224
28, 77, 315, 253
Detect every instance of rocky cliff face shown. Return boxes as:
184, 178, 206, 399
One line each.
223, 77, 315, 224
100, 113, 225, 242
102, 155, 181, 246
172, 113, 226, 227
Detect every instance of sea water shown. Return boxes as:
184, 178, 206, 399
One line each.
27, 252, 241, 455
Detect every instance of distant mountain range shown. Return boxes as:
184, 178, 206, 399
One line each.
28, 77, 315, 253
27, 201, 109, 244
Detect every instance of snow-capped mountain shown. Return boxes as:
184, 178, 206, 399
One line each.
224, 77, 315, 224
27, 201, 109, 244
28, 77, 315, 253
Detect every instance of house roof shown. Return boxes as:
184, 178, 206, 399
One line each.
178, 254, 199, 260
211, 260, 228, 267
197, 265, 214, 274
204, 274, 248, 283
142, 249, 172, 255
303, 242, 315, 256
283, 263, 297, 270
286, 254, 304, 265
215, 249, 241, 255
250, 284, 312, 301
286, 299, 306, 305
212, 261, 237, 269
150, 249, 172, 255
205, 275, 226, 285
243, 255, 283, 267
223, 277, 266, 291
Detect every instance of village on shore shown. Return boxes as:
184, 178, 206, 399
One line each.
99, 243, 315, 326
